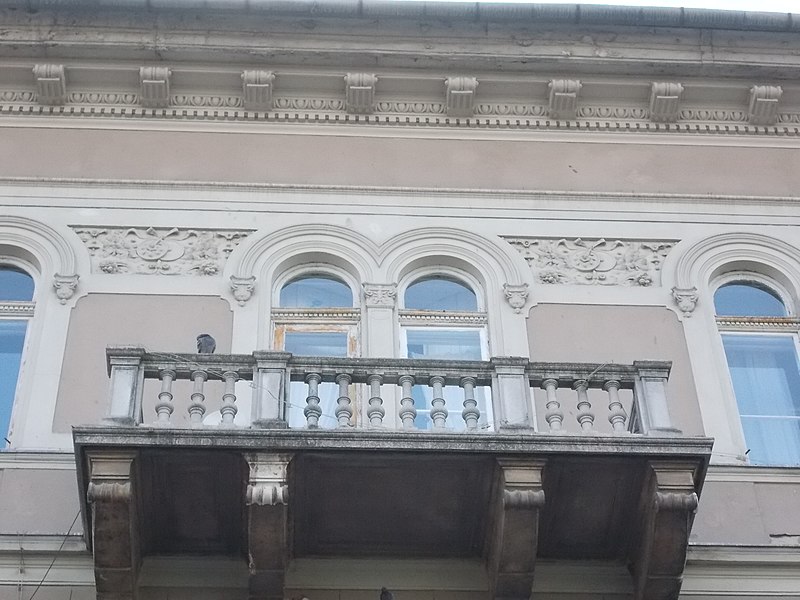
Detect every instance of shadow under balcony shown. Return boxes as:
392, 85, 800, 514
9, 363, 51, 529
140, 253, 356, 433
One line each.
73, 348, 713, 600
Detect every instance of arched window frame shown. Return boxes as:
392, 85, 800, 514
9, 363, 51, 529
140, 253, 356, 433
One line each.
271, 265, 361, 428
0, 258, 38, 447
711, 272, 800, 466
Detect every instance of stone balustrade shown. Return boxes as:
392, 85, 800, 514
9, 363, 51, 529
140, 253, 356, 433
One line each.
105, 347, 679, 435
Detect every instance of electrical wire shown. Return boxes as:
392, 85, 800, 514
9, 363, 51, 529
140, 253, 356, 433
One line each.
28, 509, 81, 600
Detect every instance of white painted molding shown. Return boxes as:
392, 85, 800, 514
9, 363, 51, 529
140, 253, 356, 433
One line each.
0, 216, 78, 277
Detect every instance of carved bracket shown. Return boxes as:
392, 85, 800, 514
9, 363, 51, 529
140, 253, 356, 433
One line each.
749, 85, 783, 126
503, 283, 529, 314
650, 82, 684, 123
139, 66, 171, 108
548, 79, 582, 119
53, 273, 79, 304
242, 70, 276, 111
672, 286, 698, 318
488, 458, 546, 600
505, 236, 674, 287
345, 73, 378, 114
632, 461, 700, 600
231, 275, 256, 306
33, 64, 67, 105
445, 76, 479, 117
363, 283, 397, 307
72, 226, 251, 276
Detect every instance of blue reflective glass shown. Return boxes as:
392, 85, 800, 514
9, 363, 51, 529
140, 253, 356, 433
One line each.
405, 278, 477, 311
0, 320, 27, 444
0, 267, 34, 302
284, 331, 348, 357
279, 276, 352, 308
714, 283, 786, 317
722, 334, 800, 465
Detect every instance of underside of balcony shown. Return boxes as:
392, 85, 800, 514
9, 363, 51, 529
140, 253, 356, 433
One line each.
73, 428, 712, 600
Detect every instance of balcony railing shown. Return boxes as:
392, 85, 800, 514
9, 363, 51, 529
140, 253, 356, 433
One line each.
104, 347, 681, 436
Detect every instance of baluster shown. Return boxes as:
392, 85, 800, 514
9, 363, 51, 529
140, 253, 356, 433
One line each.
460, 376, 480, 431
542, 378, 563, 432
220, 371, 238, 426
367, 374, 385, 427
605, 379, 627, 433
188, 370, 208, 427
573, 379, 594, 432
335, 373, 353, 427
398, 375, 416, 429
155, 369, 176, 425
430, 375, 448, 429
304, 372, 322, 428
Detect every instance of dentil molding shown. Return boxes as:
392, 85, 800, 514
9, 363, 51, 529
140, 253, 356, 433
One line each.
505, 237, 675, 287
72, 226, 252, 276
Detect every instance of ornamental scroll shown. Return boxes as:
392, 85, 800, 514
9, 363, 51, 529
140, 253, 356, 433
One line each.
72, 227, 252, 276
505, 237, 675, 287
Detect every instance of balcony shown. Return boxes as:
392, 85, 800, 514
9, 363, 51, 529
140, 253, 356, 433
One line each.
73, 347, 712, 600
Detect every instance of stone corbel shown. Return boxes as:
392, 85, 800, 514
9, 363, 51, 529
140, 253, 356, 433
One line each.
445, 76, 479, 118
231, 275, 256, 306
748, 85, 782, 126
246, 453, 293, 600
33, 64, 67, 105
487, 458, 546, 600
86, 450, 140, 599
671, 286, 698, 318
242, 70, 276, 111
548, 79, 581, 119
649, 82, 684, 123
363, 283, 397, 308
53, 273, 79, 304
139, 67, 171, 108
503, 283, 529, 314
631, 461, 700, 600
344, 73, 378, 114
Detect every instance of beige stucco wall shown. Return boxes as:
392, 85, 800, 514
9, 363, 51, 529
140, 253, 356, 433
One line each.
54, 293, 233, 432
2, 127, 799, 196
0, 468, 82, 534
526, 304, 703, 436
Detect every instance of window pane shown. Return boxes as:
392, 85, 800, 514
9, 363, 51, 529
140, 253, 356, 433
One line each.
280, 276, 352, 308
0, 267, 34, 302
722, 334, 800, 465
0, 320, 28, 442
284, 332, 348, 357
406, 329, 482, 361
405, 278, 477, 311
715, 283, 786, 317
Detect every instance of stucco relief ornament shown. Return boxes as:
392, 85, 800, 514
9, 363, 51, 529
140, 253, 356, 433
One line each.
363, 283, 397, 307
504, 237, 674, 287
53, 273, 79, 304
672, 286, 699, 317
72, 226, 251, 276
503, 283, 529, 313
230, 275, 256, 306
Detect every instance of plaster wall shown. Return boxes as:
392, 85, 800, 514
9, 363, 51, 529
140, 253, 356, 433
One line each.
54, 294, 233, 431
2, 126, 800, 196
0, 468, 81, 535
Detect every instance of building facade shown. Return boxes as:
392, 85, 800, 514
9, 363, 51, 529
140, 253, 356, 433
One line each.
0, 1, 799, 598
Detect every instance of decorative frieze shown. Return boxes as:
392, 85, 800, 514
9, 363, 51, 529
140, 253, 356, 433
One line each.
344, 73, 378, 114
502, 283, 529, 314
649, 82, 684, 123
548, 79, 582, 119
139, 67, 171, 108
445, 76, 479, 118
72, 226, 251, 276
363, 283, 397, 307
242, 70, 275, 111
748, 85, 783, 125
505, 237, 674, 287
32, 64, 67, 105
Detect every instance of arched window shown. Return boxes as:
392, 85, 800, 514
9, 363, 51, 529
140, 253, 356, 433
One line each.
401, 275, 490, 429
715, 279, 800, 465
0, 266, 35, 445
273, 272, 359, 428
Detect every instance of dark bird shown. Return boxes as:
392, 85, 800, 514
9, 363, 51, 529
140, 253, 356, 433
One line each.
196, 333, 216, 354
380, 588, 393, 600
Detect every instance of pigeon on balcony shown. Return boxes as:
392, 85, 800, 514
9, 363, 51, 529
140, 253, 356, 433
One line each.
196, 333, 216, 354
380, 588, 393, 600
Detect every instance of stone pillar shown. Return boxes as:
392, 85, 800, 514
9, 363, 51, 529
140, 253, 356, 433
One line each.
490, 357, 533, 431
251, 352, 291, 428
245, 453, 293, 600
631, 461, 699, 600
633, 361, 682, 435
105, 347, 146, 426
86, 450, 140, 600
362, 283, 397, 358
487, 458, 546, 600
